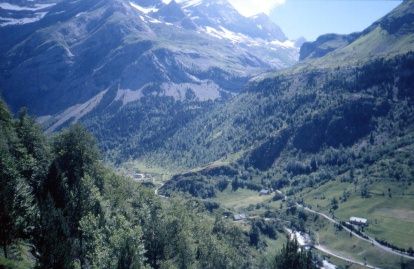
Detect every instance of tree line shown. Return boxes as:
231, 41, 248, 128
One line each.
0, 100, 319, 269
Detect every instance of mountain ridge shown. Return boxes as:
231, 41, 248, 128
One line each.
0, 0, 297, 121
296, 0, 414, 69
142, 1, 414, 177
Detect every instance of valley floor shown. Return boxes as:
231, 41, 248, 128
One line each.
209, 182, 414, 269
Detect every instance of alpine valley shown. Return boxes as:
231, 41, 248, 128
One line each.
0, 0, 299, 160
0, 0, 414, 269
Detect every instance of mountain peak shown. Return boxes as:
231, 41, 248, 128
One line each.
250, 12, 268, 19
155, 0, 187, 22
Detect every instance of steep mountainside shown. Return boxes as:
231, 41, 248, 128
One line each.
148, 52, 414, 170
0, 0, 298, 161
0, 0, 297, 115
142, 2, 414, 259
145, 0, 414, 169
1, 1, 414, 268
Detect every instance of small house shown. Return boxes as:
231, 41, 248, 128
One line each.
233, 213, 247, 221
259, 189, 270, 196
133, 172, 144, 180
350, 217, 368, 226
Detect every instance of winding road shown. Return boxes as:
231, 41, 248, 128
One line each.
276, 190, 414, 264
315, 245, 380, 269
285, 227, 380, 269
297, 204, 414, 261
154, 181, 168, 198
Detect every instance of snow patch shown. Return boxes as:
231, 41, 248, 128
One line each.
205, 26, 249, 43
204, 26, 295, 49
179, 0, 202, 8
0, 2, 55, 11
0, 12, 47, 26
75, 11, 86, 18
0, 2, 55, 26
148, 17, 162, 24
129, 2, 158, 14
202, 24, 298, 56
205, 26, 224, 39
218, 26, 247, 42
270, 39, 295, 48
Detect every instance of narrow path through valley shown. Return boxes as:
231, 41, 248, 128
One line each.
276, 190, 414, 261
315, 245, 380, 269
298, 204, 414, 261
285, 227, 380, 269
154, 181, 167, 198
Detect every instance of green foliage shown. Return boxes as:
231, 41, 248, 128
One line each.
150, 52, 414, 206
330, 197, 338, 211
139, 53, 413, 172
0, 101, 37, 258
83, 96, 214, 164
249, 223, 261, 247
0, 103, 255, 269
273, 238, 318, 269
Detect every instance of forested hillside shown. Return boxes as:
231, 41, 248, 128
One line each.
0, 100, 321, 268
132, 3, 414, 265
0, 0, 298, 164
137, 1, 414, 194
2, 1, 414, 268
151, 51, 413, 203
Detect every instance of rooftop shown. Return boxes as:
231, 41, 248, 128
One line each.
350, 216, 367, 224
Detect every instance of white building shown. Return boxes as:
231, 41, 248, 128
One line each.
350, 216, 368, 226
259, 189, 270, 196
233, 213, 247, 221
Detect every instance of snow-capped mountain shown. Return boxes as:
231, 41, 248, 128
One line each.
177, 0, 287, 41
0, 0, 299, 136
130, 0, 297, 66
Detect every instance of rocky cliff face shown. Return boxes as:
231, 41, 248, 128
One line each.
0, 0, 298, 118
142, 1, 414, 170
0, 0, 300, 162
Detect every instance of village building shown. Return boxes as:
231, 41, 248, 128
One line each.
233, 213, 247, 221
259, 189, 271, 196
133, 172, 145, 180
349, 216, 368, 226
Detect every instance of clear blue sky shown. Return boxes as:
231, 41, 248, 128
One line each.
270, 0, 402, 41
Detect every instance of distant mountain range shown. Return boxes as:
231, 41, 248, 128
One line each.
3, 0, 413, 173
0, 0, 298, 131
143, 0, 414, 171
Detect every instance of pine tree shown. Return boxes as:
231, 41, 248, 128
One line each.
0, 102, 34, 258
15, 108, 50, 199
36, 124, 102, 268
249, 223, 260, 247
273, 238, 318, 269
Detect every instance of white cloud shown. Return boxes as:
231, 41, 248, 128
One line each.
228, 0, 286, 17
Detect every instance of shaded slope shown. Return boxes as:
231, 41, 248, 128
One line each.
143, 1, 414, 170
